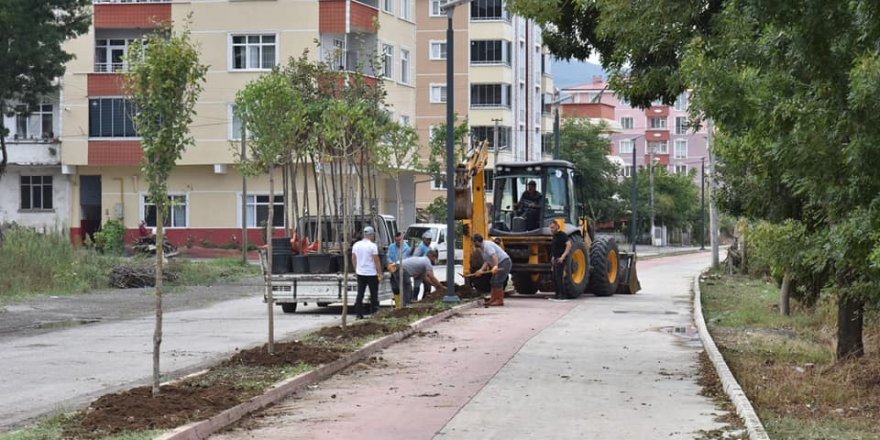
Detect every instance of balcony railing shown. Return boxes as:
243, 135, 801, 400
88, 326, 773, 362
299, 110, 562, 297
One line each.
95, 62, 128, 73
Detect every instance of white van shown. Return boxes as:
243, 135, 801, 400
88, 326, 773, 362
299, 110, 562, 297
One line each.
403, 223, 462, 264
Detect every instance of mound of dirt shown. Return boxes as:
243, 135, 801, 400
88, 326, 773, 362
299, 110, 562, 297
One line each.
381, 306, 442, 320
314, 321, 396, 340
225, 341, 344, 368
420, 283, 484, 303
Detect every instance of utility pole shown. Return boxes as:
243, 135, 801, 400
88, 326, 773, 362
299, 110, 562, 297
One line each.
700, 156, 705, 250
240, 118, 248, 265
492, 118, 502, 166
649, 144, 656, 247
708, 120, 719, 267
630, 139, 638, 253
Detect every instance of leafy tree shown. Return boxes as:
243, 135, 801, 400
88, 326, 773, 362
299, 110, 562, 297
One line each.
425, 115, 470, 180
124, 25, 207, 395
0, 0, 90, 181
618, 167, 699, 241
558, 118, 622, 223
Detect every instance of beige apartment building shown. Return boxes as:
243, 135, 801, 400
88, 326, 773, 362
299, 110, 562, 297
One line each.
414, 0, 554, 211
59, 0, 417, 245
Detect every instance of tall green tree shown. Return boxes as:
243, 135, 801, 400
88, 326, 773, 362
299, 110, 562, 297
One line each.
558, 118, 622, 223
0, 0, 90, 181
425, 115, 470, 181
124, 25, 207, 395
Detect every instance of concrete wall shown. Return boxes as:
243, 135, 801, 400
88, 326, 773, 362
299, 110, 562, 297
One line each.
0, 166, 72, 232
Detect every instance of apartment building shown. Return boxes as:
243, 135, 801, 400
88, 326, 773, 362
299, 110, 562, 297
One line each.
414, 0, 554, 210
59, 0, 417, 245
561, 78, 709, 183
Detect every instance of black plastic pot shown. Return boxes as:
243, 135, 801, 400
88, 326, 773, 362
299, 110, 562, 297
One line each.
335, 254, 346, 272
271, 236, 292, 252
308, 253, 335, 274
271, 250, 291, 274
290, 255, 309, 273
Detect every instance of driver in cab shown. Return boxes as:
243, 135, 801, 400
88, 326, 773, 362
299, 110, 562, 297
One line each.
514, 180, 543, 230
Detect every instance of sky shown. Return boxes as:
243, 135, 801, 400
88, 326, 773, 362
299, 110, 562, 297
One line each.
550, 58, 606, 89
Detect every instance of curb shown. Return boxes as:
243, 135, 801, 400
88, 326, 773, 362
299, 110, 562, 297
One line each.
157, 300, 481, 440
639, 249, 705, 260
692, 274, 771, 440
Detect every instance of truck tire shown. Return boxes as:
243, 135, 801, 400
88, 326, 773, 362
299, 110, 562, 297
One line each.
280, 303, 298, 313
512, 273, 539, 295
553, 235, 589, 298
588, 237, 620, 297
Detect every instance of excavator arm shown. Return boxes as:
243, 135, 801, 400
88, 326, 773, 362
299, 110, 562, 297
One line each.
454, 140, 490, 277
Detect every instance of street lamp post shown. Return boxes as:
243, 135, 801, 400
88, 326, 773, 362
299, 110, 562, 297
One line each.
551, 91, 572, 160
629, 135, 644, 253
440, 0, 473, 304
649, 145, 656, 247
700, 156, 705, 250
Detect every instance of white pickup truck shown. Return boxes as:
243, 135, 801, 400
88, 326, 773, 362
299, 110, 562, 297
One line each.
404, 223, 463, 264
262, 214, 396, 313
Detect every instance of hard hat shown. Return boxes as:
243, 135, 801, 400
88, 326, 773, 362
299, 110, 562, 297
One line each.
363, 226, 375, 235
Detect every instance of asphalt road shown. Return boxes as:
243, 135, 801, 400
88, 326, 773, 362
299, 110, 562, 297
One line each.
212, 251, 733, 440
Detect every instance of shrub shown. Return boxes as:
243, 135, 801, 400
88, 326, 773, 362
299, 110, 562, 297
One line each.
93, 220, 126, 255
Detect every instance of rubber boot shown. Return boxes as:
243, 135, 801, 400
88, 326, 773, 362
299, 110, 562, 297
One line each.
485, 287, 504, 307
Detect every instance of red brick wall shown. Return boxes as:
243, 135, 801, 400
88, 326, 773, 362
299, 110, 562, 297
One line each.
350, 1, 378, 32
94, 3, 171, 29
88, 140, 143, 166
88, 74, 125, 96
561, 103, 615, 120
645, 130, 670, 142
319, 0, 347, 33
645, 106, 669, 118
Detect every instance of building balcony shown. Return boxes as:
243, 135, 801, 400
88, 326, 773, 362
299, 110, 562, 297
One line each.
3, 139, 61, 166
88, 140, 143, 166
94, 1, 171, 29
561, 102, 615, 120
88, 73, 126, 96
645, 106, 669, 118
319, 0, 379, 34
645, 130, 670, 142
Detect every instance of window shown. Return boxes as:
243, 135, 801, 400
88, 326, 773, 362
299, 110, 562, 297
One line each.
231, 34, 276, 70
400, 0, 413, 20
471, 0, 509, 21
432, 174, 448, 190
675, 117, 689, 135
246, 194, 285, 227
674, 140, 688, 159
95, 38, 139, 72
674, 92, 688, 111
620, 117, 634, 130
20, 176, 53, 211
382, 44, 394, 79
229, 105, 254, 140
470, 40, 511, 65
430, 84, 447, 103
619, 139, 634, 154
400, 114, 411, 126
649, 117, 667, 129
143, 194, 187, 228
382, 0, 394, 13
622, 166, 634, 178
472, 126, 511, 150
675, 164, 688, 175
11, 104, 54, 140
471, 84, 512, 108
430, 41, 447, 60
485, 169, 494, 191
430, 0, 447, 16
331, 39, 346, 70
648, 141, 668, 154
400, 49, 411, 83
89, 98, 137, 138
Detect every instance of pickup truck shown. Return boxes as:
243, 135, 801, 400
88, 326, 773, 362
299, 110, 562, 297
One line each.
262, 214, 396, 313
404, 223, 463, 264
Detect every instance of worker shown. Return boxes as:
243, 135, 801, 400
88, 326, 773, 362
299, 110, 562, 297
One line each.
549, 220, 572, 298
352, 226, 383, 319
472, 233, 511, 306
401, 250, 443, 305
514, 180, 543, 230
411, 231, 433, 301
386, 232, 412, 300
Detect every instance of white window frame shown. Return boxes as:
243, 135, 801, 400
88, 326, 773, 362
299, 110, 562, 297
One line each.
399, 48, 411, 84
430, 40, 448, 60
431, 174, 448, 190
239, 193, 286, 228
619, 139, 634, 154
430, 0, 448, 16
648, 141, 668, 155
140, 193, 189, 228
95, 38, 139, 73
229, 104, 253, 141
400, 0, 413, 20
430, 84, 448, 103
382, 0, 394, 14
649, 117, 667, 129
675, 164, 688, 175
674, 139, 688, 159
674, 92, 689, 111
621, 166, 634, 178
382, 43, 394, 79
620, 116, 634, 130
399, 114, 411, 126
228, 33, 278, 72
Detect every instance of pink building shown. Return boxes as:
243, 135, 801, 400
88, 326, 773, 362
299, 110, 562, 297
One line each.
561, 77, 709, 183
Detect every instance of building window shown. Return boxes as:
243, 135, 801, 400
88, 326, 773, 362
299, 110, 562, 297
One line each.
674, 140, 688, 159
675, 117, 688, 135
471, 0, 509, 21
620, 117, 634, 130
143, 194, 187, 228
20, 176, 53, 211
382, 0, 394, 13
675, 164, 688, 174
400, 114, 411, 126
400, 0, 413, 20
400, 49, 411, 83
431, 174, 448, 190
622, 166, 634, 178
648, 141, 668, 154
430, 41, 447, 60
470, 40, 511, 65
674, 92, 688, 111
619, 139, 634, 154
89, 98, 138, 138
246, 194, 285, 228
471, 84, 512, 108
472, 126, 511, 150
430, 84, 448, 103
382, 44, 394, 79
430, 0, 447, 16
231, 34, 276, 70
95, 38, 139, 72
485, 169, 495, 191
11, 104, 54, 140
649, 117, 667, 129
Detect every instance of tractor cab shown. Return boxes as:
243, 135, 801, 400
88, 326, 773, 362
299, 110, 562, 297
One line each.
491, 161, 579, 235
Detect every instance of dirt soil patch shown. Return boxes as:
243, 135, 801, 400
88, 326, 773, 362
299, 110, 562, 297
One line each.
420, 283, 484, 303
314, 321, 397, 341
225, 340, 344, 368
380, 306, 442, 320
695, 351, 747, 440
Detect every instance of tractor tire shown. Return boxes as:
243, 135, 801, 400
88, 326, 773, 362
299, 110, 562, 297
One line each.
280, 303, 298, 313
553, 235, 589, 298
588, 237, 620, 297
512, 273, 539, 295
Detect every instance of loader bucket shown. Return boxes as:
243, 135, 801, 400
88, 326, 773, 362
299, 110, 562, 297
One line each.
616, 252, 641, 294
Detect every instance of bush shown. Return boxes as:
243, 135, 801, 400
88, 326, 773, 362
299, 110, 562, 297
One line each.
93, 219, 126, 255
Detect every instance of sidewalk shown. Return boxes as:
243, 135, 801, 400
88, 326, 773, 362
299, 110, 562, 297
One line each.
213, 251, 731, 440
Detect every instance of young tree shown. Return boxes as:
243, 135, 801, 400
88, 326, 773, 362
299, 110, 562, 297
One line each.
0, 0, 90, 181
558, 118, 622, 223
124, 25, 207, 395
424, 115, 470, 181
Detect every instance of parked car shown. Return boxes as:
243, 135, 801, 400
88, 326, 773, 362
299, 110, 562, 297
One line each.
403, 223, 462, 264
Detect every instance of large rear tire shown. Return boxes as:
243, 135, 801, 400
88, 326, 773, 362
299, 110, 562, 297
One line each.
280, 303, 298, 313
512, 273, 539, 295
553, 235, 589, 298
588, 237, 620, 297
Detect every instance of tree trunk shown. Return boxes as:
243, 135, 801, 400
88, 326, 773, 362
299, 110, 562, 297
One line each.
152, 202, 165, 396
396, 178, 404, 308
836, 295, 864, 360
0, 101, 8, 181
780, 271, 792, 316
290, 159, 299, 236
302, 156, 310, 238
341, 158, 350, 328
266, 168, 275, 354
282, 164, 290, 236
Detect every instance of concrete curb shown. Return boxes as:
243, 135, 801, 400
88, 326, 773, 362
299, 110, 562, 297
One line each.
639, 248, 705, 260
692, 275, 771, 440
156, 300, 481, 440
